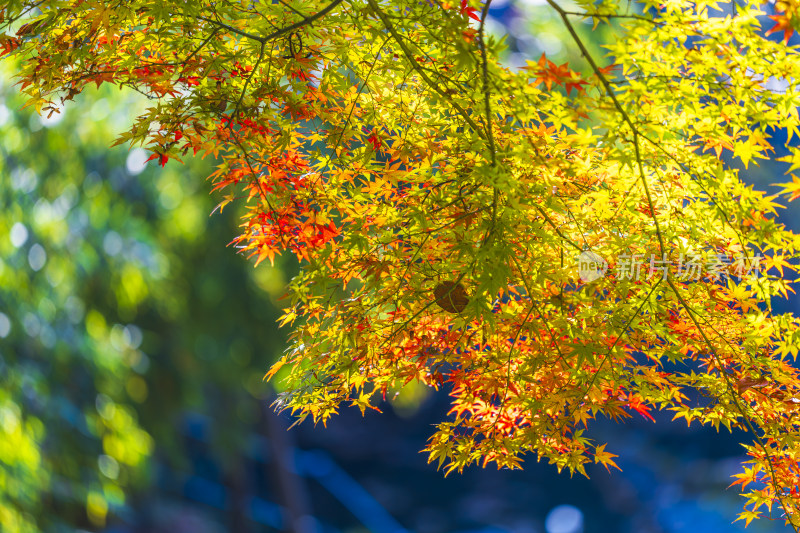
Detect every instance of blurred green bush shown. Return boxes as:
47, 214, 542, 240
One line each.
0, 63, 289, 532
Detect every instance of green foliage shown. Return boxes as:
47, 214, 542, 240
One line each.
0, 72, 153, 530
0, 63, 285, 530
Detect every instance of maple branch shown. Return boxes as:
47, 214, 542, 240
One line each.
552, 0, 748, 262
181, 26, 221, 68
262, 0, 344, 42
400, 207, 490, 239
0, 0, 46, 29
196, 0, 343, 44
478, 0, 496, 165
230, 40, 265, 122
634, 131, 666, 253
491, 298, 537, 432
477, 0, 503, 252
366, 0, 486, 139
329, 35, 391, 158
547, 0, 667, 256
547, 1, 629, 126
224, 130, 276, 217
560, 11, 666, 25
507, 252, 569, 366
553, 277, 664, 446
667, 277, 800, 532
376, 268, 471, 353
196, 15, 265, 43
533, 205, 583, 252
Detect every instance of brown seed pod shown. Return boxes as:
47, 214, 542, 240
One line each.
433, 281, 469, 313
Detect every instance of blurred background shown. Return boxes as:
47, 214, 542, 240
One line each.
0, 1, 797, 532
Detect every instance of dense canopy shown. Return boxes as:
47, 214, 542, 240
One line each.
4, 0, 800, 527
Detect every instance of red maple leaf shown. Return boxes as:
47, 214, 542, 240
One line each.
367, 129, 381, 150
460, 0, 480, 21
766, 14, 795, 43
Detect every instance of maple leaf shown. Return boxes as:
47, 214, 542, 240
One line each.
366, 129, 381, 150
626, 394, 655, 422
766, 14, 795, 43
459, 0, 480, 21
762, 254, 793, 277
774, 175, 800, 202
701, 137, 733, 159
734, 509, 763, 527
593, 444, 621, 473
732, 133, 771, 169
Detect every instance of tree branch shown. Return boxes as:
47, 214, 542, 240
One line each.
546, 0, 666, 255
196, 0, 344, 44
366, 0, 486, 139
